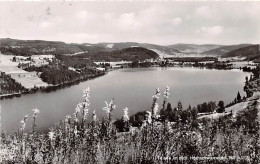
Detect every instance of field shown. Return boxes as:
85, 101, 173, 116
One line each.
0, 54, 49, 89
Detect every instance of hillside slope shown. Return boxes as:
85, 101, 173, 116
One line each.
1, 38, 259, 60
201, 44, 252, 56
85, 42, 181, 55
168, 44, 222, 54
85, 47, 159, 61
0, 39, 180, 57
0, 38, 84, 56
222, 44, 259, 58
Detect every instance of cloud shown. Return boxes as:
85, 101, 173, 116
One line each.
195, 6, 211, 16
194, 5, 220, 20
118, 13, 141, 31
168, 17, 182, 26
197, 26, 224, 36
39, 22, 52, 29
1, 2, 259, 45
103, 12, 115, 20
75, 10, 97, 21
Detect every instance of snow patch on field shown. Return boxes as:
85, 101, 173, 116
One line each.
11, 72, 49, 88
107, 44, 114, 48
149, 49, 172, 58
0, 54, 49, 89
64, 51, 87, 56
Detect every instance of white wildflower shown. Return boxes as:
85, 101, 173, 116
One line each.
21, 120, 25, 130
75, 104, 81, 114
83, 108, 88, 120
92, 110, 97, 122
32, 108, 40, 117
164, 86, 170, 99
74, 126, 78, 136
24, 115, 28, 121
123, 107, 129, 122
48, 131, 55, 141
146, 111, 152, 124
82, 102, 90, 108
103, 99, 116, 116
20, 115, 29, 130
77, 103, 83, 109
83, 87, 90, 101
152, 88, 161, 99
73, 112, 79, 122
65, 115, 71, 122
152, 103, 159, 118
103, 101, 110, 114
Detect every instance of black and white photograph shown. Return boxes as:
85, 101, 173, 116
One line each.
0, 0, 260, 163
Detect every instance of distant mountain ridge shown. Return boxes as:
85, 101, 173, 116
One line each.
0, 38, 259, 61
0, 39, 180, 57
201, 44, 253, 56
81, 42, 181, 55
0, 38, 83, 56
168, 44, 223, 54
222, 45, 259, 58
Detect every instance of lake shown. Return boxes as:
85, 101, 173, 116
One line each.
0, 67, 250, 133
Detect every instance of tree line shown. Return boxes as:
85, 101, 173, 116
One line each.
0, 72, 26, 95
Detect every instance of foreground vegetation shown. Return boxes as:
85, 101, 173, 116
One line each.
1, 83, 260, 164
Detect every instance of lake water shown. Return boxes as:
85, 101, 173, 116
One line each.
0, 67, 250, 133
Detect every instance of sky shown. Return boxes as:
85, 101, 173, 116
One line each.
0, 1, 260, 45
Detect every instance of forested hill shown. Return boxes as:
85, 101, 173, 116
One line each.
0, 38, 84, 56
201, 44, 253, 56
1, 38, 259, 61
221, 44, 259, 58
0, 38, 178, 57
89, 42, 181, 54
83, 47, 159, 61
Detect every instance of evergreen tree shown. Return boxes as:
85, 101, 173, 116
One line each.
245, 76, 249, 85
177, 100, 183, 111
237, 91, 242, 102
218, 101, 225, 113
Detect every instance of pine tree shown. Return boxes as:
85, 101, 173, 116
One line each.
237, 91, 242, 102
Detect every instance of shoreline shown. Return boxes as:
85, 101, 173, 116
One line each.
0, 64, 253, 100
0, 71, 106, 100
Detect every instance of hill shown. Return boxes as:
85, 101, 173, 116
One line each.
168, 44, 222, 54
0, 38, 84, 56
201, 44, 252, 56
1, 38, 259, 60
84, 47, 159, 61
83, 42, 181, 56
221, 44, 259, 58
0, 39, 180, 57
